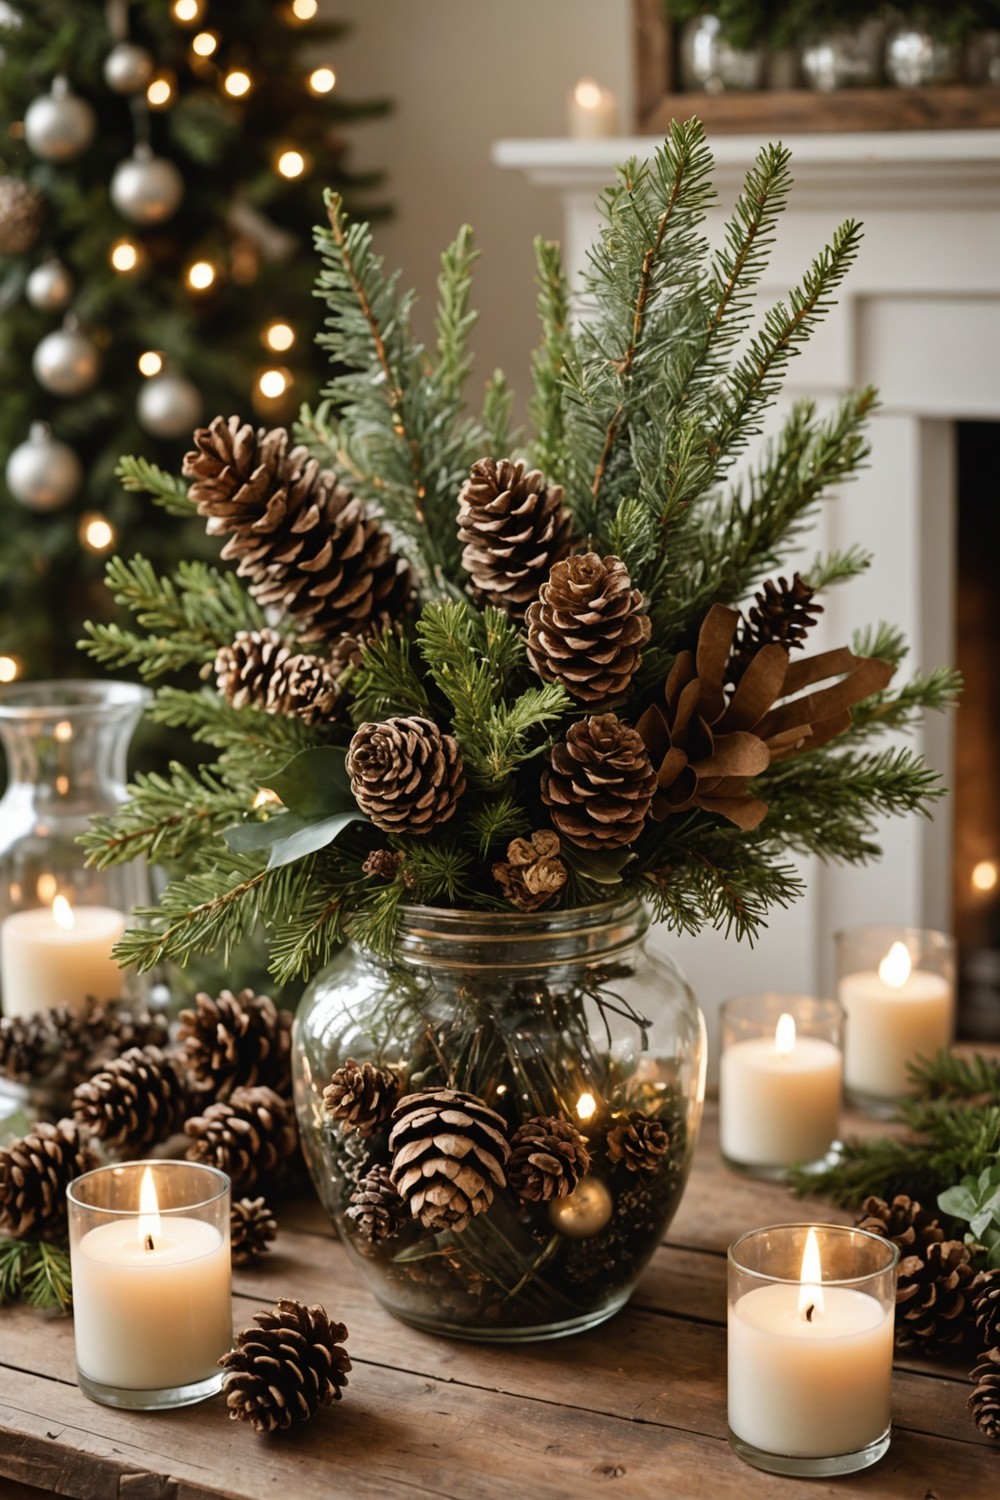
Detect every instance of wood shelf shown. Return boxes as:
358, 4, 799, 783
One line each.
641, 85, 1000, 138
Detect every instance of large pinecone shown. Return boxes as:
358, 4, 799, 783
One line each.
507, 1115, 591, 1202
323, 1058, 399, 1137
728, 573, 823, 686
970, 1347, 1000, 1439
606, 1111, 672, 1174
184, 1085, 298, 1192
972, 1269, 1000, 1348
183, 415, 411, 645
526, 553, 651, 704
347, 716, 465, 835
389, 1088, 510, 1232
856, 1193, 977, 1348
857, 1193, 946, 1258
541, 714, 656, 850
457, 457, 572, 618
0, 1119, 96, 1237
220, 1298, 351, 1433
345, 1163, 407, 1246
230, 1196, 278, 1266
177, 988, 293, 1102
72, 1046, 187, 1153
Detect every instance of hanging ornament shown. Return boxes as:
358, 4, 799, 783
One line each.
25, 258, 74, 312
5, 422, 82, 511
103, 40, 154, 94
137, 368, 202, 438
547, 1177, 614, 1238
32, 317, 100, 396
0, 177, 45, 255
24, 76, 96, 162
110, 144, 183, 226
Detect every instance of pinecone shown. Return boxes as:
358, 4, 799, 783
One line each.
972, 1269, 1000, 1349
970, 1347, 1000, 1439
220, 1297, 350, 1433
214, 628, 291, 712
0, 177, 45, 255
526, 553, 651, 704
0, 1005, 169, 1088
268, 650, 341, 724
76, 1004, 170, 1069
183, 415, 411, 644
541, 714, 656, 850
345, 1163, 407, 1245
728, 573, 823, 686
895, 1238, 977, 1349
323, 1058, 399, 1137
606, 1111, 672, 1174
72, 1046, 187, 1153
177, 988, 293, 1102
857, 1193, 945, 1258
362, 848, 404, 881
184, 1085, 298, 1193
492, 829, 567, 911
507, 1115, 591, 1202
389, 1088, 510, 1233
0, 1119, 96, 1238
0, 1013, 44, 1081
457, 457, 572, 618
347, 717, 466, 835
230, 1196, 278, 1266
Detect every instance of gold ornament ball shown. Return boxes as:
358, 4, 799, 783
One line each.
0, 177, 44, 255
548, 1176, 613, 1238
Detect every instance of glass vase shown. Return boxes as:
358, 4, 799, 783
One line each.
293, 898, 706, 1342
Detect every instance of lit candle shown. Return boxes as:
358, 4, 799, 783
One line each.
0, 894, 127, 1017
840, 939, 953, 1104
567, 78, 618, 139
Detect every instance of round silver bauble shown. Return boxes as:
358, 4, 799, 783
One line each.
110, 148, 184, 226
885, 27, 961, 88
24, 78, 96, 162
25, 258, 75, 313
103, 40, 154, 95
5, 422, 82, 511
32, 323, 100, 396
136, 369, 202, 438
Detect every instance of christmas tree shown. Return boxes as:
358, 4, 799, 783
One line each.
0, 0, 387, 683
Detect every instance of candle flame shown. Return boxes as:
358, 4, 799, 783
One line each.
576, 1091, 596, 1121
797, 1227, 825, 1320
878, 941, 912, 989
137, 1167, 161, 1249
574, 78, 602, 109
774, 1012, 796, 1056
51, 894, 75, 931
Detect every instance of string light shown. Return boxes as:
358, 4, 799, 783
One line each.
138, 351, 163, 377
186, 260, 217, 291
972, 860, 999, 893
110, 238, 141, 273
147, 74, 175, 109
223, 69, 252, 98
257, 368, 290, 400
191, 31, 218, 57
291, 0, 318, 18
308, 67, 336, 94
79, 514, 116, 553
263, 321, 295, 352
171, 0, 204, 24
0, 656, 20, 684
276, 149, 306, 179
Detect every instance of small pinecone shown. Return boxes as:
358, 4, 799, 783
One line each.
728, 573, 823, 685
347, 716, 466, 835
0, 1119, 96, 1238
507, 1115, 591, 1202
362, 848, 404, 881
72, 1046, 187, 1153
0, 1013, 44, 1081
970, 1347, 1000, 1440
230, 1196, 278, 1266
345, 1163, 407, 1245
389, 1088, 510, 1233
457, 457, 572, 619
184, 1085, 299, 1193
857, 1193, 945, 1257
77, 1004, 170, 1067
541, 713, 656, 850
492, 829, 567, 912
214, 628, 290, 712
972, 1268, 1000, 1348
220, 1297, 350, 1433
0, 177, 45, 255
606, 1111, 672, 1174
177, 988, 293, 1102
896, 1238, 978, 1349
268, 649, 341, 724
526, 553, 651, 704
323, 1058, 399, 1137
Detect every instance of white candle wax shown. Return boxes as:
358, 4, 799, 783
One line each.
567, 79, 618, 139
720, 1034, 841, 1168
728, 1283, 893, 1457
840, 967, 952, 1098
0, 902, 126, 1018
71, 1215, 232, 1390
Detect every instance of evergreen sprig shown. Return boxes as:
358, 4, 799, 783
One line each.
0, 1237, 73, 1312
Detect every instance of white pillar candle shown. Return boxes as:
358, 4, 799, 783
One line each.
720, 1013, 841, 1169
0, 895, 127, 1017
567, 78, 618, 139
840, 941, 953, 1099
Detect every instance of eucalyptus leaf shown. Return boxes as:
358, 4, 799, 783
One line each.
268, 746, 354, 818
562, 846, 634, 886
224, 809, 366, 869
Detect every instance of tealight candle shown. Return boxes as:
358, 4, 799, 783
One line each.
728, 1223, 897, 1476
0, 893, 126, 1017
68, 1160, 232, 1409
567, 78, 618, 139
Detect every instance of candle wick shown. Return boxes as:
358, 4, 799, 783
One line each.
145, 1234, 155, 1252
805, 1302, 814, 1322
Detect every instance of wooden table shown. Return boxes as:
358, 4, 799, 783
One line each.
0, 1103, 993, 1500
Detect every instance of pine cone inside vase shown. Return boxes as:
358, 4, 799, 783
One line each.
230, 1196, 278, 1266
345, 1163, 407, 1246
177, 988, 294, 1102
970, 1347, 1000, 1440
184, 1085, 298, 1193
457, 457, 572, 618
507, 1115, 591, 1202
347, 716, 465, 835
220, 1297, 350, 1433
72, 1046, 187, 1154
492, 829, 567, 911
0, 1119, 96, 1238
323, 1058, 399, 1137
526, 553, 651, 704
606, 1111, 672, 1174
541, 713, 656, 850
389, 1088, 510, 1232
728, 573, 823, 686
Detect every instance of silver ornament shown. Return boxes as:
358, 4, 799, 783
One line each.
32, 320, 100, 396
885, 26, 961, 88
103, 40, 154, 94
25, 258, 74, 312
24, 76, 96, 162
136, 369, 202, 438
5, 421, 82, 511
110, 146, 184, 226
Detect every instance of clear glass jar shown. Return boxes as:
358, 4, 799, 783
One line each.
293, 898, 706, 1342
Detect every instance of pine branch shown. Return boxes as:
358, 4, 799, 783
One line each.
80, 763, 250, 870
528, 237, 574, 484
805, 544, 873, 592
846, 666, 963, 742
148, 687, 313, 772
0, 1237, 72, 1311
470, 794, 532, 860
433, 223, 478, 404
641, 822, 805, 943
115, 455, 194, 517
906, 1048, 1000, 1105
114, 854, 289, 972
347, 629, 432, 726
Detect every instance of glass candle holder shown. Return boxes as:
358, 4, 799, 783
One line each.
67, 1159, 232, 1410
836, 925, 955, 1116
728, 1223, 898, 1477
719, 993, 843, 1180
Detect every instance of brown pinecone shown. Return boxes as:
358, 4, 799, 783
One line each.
184, 1085, 299, 1193
230, 1196, 278, 1266
507, 1115, 591, 1202
347, 716, 466, 835
970, 1347, 1000, 1439
389, 1088, 510, 1233
729, 574, 823, 685
896, 1238, 977, 1349
323, 1058, 399, 1137
76, 1003, 170, 1069
0, 1013, 44, 1081
214, 628, 290, 712
526, 553, 651, 704
457, 457, 572, 618
268, 649, 341, 725
345, 1163, 407, 1245
972, 1268, 1000, 1348
362, 848, 404, 881
857, 1193, 945, 1257
220, 1297, 350, 1433
72, 1046, 187, 1153
606, 1111, 672, 1174
183, 415, 411, 644
541, 714, 656, 850
0, 1119, 96, 1238
492, 829, 567, 911
177, 988, 293, 1102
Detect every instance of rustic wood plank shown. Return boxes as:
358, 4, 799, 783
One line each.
640, 84, 1000, 137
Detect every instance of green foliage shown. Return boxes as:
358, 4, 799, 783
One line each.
939, 1165, 1000, 1269
0, 1237, 73, 1311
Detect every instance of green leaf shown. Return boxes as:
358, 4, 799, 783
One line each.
225, 810, 367, 870
562, 846, 634, 885
267, 746, 354, 817
938, 1180, 981, 1222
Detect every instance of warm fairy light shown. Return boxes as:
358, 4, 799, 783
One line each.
171, 0, 203, 23
257, 368, 289, 399
878, 941, 912, 989
308, 66, 336, 94
291, 0, 318, 18
137, 1167, 162, 1249
276, 149, 306, 179
36, 873, 58, 904
147, 74, 175, 109
774, 1012, 796, 1056
191, 30, 218, 56
187, 260, 217, 291
223, 69, 252, 98
252, 787, 282, 810
55, 774, 69, 795
576, 1092, 596, 1122
54, 720, 73, 743
264, 321, 295, 352
797, 1227, 825, 1321
110, 238, 140, 273
0, 655, 21, 684
972, 860, 999, 893
138, 350, 163, 377
52, 894, 75, 931
80, 514, 116, 553
573, 79, 603, 110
